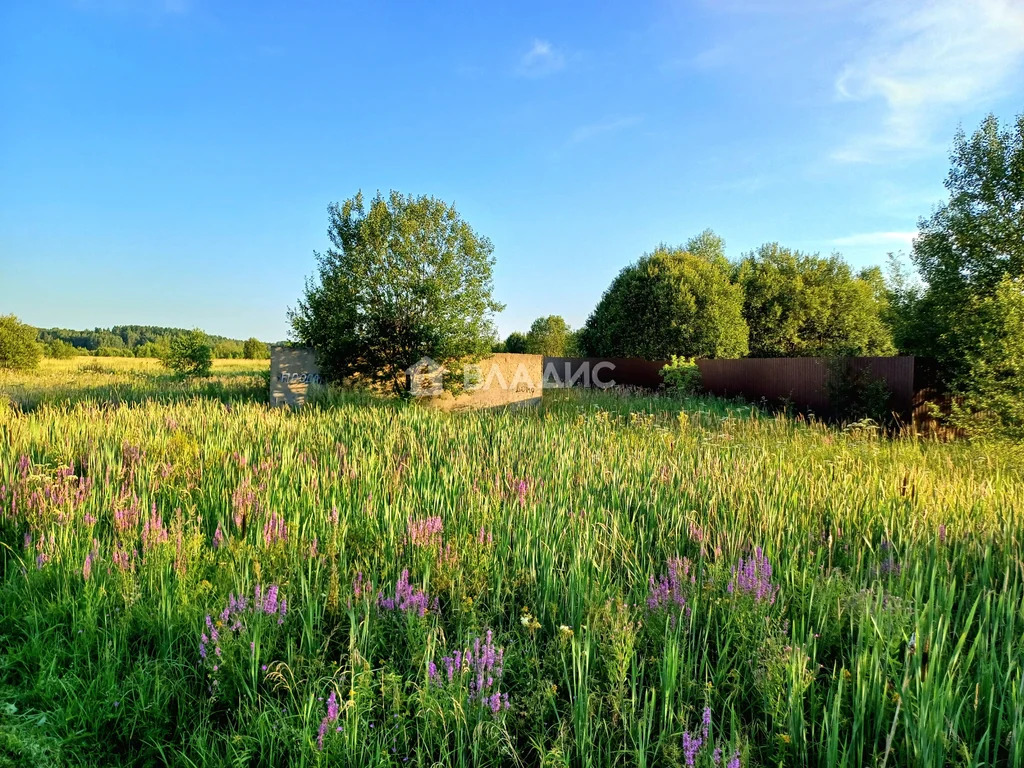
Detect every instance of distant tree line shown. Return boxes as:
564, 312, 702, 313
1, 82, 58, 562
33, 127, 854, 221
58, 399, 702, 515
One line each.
0, 321, 272, 375
32, 325, 270, 360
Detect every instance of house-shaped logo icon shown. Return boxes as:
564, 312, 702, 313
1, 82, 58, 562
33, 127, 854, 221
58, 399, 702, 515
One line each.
406, 356, 444, 397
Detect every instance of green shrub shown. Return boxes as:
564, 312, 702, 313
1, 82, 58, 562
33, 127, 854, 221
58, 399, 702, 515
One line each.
826, 358, 892, 424
162, 330, 213, 377
94, 346, 134, 358
660, 355, 702, 395
948, 275, 1024, 440
242, 337, 269, 359
44, 339, 77, 359
0, 315, 42, 370
503, 332, 528, 354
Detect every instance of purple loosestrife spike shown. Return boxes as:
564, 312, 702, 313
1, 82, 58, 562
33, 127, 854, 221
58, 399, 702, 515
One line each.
682, 730, 703, 766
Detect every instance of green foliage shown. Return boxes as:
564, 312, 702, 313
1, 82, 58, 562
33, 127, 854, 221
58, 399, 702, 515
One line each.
43, 339, 77, 360
826, 358, 893, 425
35, 325, 252, 357
0, 315, 42, 370
162, 329, 213, 377
579, 237, 749, 359
908, 113, 1024, 380
660, 355, 702, 395
136, 339, 171, 360
94, 346, 134, 357
503, 331, 528, 354
948, 275, 1024, 439
242, 337, 269, 359
290, 191, 503, 392
525, 315, 573, 356
212, 340, 244, 359
735, 245, 895, 357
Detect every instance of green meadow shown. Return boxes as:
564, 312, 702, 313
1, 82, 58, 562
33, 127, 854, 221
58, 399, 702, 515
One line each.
1, 360, 1022, 767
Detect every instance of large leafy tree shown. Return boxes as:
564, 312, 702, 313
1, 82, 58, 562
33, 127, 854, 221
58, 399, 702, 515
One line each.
525, 315, 572, 356
243, 337, 269, 359
906, 113, 1024, 380
290, 191, 503, 392
0, 315, 42, 370
735, 244, 895, 357
502, 332, 528, 354
579, 240, 748, 359
162, 329, 213, 377
949, 275, 1024, 439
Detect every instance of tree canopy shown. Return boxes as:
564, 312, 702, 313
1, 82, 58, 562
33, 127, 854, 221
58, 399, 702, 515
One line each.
525, 315, 573, 356
579, 241, 748, 359
0, 315, 43, 370
502, 332, 528, 354
243, 337, 270, 359
904, 113, 1024, 380
735, 244, 895, 357
162, 329, 213, 377
290, 191, 503, 392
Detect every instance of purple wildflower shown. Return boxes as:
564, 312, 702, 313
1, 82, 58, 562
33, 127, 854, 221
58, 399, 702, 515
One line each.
317, 690, 340, 750
407, 516, 443, 549
377, 569, 436, 617
430, 629, 508, 715
728, 547, 778, 604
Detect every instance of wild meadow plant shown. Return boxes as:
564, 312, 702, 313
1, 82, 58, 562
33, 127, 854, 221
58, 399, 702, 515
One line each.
0, 361, 1023, 766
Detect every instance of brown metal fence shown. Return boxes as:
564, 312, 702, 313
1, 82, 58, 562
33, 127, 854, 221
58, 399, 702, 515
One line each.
696, 356, 918, 421
542, 355, 935, 424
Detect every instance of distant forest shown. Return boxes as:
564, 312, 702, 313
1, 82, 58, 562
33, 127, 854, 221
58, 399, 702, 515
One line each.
35, 325, 270, 359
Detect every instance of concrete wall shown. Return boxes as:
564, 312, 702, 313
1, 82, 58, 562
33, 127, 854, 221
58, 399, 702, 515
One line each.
419, 353, 543, 411
268, 349, 543, 411
269, 346, 323, 407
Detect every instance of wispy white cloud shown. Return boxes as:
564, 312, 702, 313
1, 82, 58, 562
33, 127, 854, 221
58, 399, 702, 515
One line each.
833, 0, 1024, 162
569, 115, 642, 145
830, 231, 918, 247
516, 39, 566, 78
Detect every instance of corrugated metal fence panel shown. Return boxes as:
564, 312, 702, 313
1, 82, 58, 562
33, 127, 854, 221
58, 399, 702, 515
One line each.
542, 357, 668, 389
698, 357, 831, 412
543, 355, 922, 422
697, 356, 917, 420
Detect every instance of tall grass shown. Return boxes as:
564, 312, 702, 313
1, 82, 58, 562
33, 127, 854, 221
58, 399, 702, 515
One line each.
0, 362, 1021, 766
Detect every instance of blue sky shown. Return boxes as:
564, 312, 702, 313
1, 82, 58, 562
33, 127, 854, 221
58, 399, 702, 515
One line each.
2, 0, 1023, 341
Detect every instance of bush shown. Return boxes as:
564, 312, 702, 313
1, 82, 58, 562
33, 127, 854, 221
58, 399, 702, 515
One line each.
826, 358, 892, 424
0, 315, 42, 370
162, 330, 213, 377
525, 316, 572, 356
94, 346, 134, 358
948, 275, 1024, 439
660, 356, 702, 395
503, 332, 528, 354
242, 337, 269, 359
44, 340, 77, 359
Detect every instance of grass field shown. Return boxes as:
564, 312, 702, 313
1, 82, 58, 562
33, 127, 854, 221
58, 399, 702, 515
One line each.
1, 359, 1022, 767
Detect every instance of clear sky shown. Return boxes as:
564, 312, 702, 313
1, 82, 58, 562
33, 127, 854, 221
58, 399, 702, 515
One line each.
2, 0, 1023, 342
